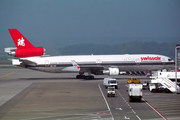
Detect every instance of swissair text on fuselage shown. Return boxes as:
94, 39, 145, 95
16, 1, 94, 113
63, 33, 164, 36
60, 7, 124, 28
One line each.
141, 56, 161, 61
124, 56, 161, 61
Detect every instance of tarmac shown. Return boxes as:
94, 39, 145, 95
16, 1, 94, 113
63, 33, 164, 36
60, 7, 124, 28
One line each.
0, 68, 180, 120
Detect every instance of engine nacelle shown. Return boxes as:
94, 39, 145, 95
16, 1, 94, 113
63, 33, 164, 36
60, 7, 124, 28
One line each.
7, 47, 45, 57
103, 68, 119, 76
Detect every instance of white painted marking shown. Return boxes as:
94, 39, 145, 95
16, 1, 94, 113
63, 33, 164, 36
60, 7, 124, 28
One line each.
132, 109, 136, 114
116, 108, 123, 110
136, 115, 141, 120
117, 89, 142, 120
98, 84, 114, 120
124, 116, 130, 119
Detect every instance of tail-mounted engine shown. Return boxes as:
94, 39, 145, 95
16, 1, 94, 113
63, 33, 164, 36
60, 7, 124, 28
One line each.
5, 47, 45, 57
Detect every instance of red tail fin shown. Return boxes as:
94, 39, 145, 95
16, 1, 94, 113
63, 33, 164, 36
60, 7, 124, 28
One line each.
8, 29, 34, 49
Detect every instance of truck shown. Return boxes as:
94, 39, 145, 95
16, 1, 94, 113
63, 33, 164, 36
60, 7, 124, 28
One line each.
149, 83, 156, 92
103, 77, 118, 89
149, 83, 171, 93
107, 87, 115, 97
150, 71, 180, 93
127, 77, 141, 84
128, 84, 142, 102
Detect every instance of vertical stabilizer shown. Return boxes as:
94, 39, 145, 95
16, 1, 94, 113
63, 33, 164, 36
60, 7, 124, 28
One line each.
8, 29, 34, 49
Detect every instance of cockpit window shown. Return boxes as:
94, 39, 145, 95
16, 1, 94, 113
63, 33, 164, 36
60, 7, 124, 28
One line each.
168, 59, 172, 61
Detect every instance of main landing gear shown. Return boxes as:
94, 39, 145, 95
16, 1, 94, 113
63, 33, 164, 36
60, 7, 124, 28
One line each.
76, 75, 94, 79
76, 71, 95, 80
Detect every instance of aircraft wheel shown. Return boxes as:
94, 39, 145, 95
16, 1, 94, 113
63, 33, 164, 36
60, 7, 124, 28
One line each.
77, 75, 87, 79
90, 76, 94, 79
76, 75, 80, 79
81, 75, 86, 79
85, 76, 89, 80
85, 76, 94, 80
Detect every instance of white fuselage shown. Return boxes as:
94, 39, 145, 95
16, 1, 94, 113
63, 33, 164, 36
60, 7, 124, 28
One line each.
15, 54, 174, 74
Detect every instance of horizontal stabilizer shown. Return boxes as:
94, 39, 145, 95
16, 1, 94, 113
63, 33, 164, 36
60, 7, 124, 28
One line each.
12, 59, 21, 65
4, 47, 17, 53
19, 59, 37, 66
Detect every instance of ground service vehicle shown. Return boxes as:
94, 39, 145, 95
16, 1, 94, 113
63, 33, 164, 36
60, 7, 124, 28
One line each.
103, 78, 118, 89
128, 84, 142, 102
142, 81, 149, 89
107, 87, 115, 97
149, 83, 156, 92
127, 77, 141, 84
149, 83, 172, 93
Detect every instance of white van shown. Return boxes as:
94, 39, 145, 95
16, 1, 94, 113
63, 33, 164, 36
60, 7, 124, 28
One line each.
103, 78, 118, 89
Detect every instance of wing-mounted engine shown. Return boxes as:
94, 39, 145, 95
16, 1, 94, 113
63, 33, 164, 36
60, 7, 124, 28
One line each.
103, 68, 119, 75
4, 47, 45, 57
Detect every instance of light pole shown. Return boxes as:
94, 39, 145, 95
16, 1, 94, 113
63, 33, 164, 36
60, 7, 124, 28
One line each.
175, 44, 180, 93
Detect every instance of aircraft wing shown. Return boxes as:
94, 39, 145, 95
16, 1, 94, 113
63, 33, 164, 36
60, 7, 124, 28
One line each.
79, 65, 105, 72
78, 64, 119, 76
71, 60, 112, 73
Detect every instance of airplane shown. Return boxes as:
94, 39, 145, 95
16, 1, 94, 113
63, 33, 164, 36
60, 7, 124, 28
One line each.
5, 29, 175, 79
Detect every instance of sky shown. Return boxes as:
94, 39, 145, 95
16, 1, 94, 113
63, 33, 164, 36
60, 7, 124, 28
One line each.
0, 0, 180, 51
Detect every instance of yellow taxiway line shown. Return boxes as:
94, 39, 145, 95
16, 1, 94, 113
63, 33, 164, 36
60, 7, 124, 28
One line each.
0, 72, 16, 78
